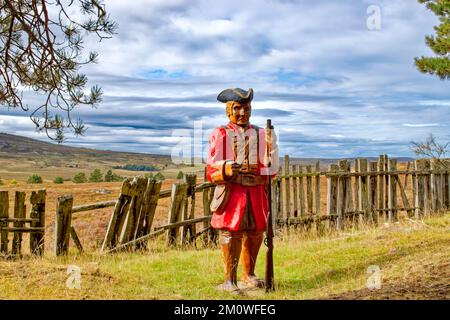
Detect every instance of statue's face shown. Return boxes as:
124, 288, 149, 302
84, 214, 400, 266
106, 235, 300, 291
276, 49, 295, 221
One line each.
227, 101, 251, 127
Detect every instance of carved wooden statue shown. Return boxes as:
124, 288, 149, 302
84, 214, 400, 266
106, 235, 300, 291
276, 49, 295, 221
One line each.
206, 88, 279, 293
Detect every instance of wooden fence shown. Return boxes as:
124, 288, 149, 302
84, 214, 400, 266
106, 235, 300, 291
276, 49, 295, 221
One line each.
54, 173, 218, 255
0, 190, 46, 256
274, 155, 450, 231
49, 154, 449, 256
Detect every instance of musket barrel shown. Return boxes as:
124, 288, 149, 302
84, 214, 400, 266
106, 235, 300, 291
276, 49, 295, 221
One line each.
265, 118, 275, 292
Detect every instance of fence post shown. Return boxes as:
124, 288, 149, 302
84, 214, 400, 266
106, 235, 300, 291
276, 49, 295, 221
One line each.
55, 195, 73, 256
272, 177, 279, 229
30, 189, 46, 256
357, 159, 368, 223
326, 164, 338, 229
315, 161, 321, 216
132, 177, 151, 242
430, 158, 438, 212
384, 155, 389, 215
167, 183, 188, 246
0, 191, 9, 254
117, 179, 139, 244
423, 159, 432, 215
412, 161, 417, 210
12, 191, 26, 255
404, 161, 411, 191
355, 158, 360, 211
140, 179, 162, 244
445, 159, 450, 210
439, 159, 446, 212
368, 162, 378, 225
292, 165, 298, 218
396, 166, 414, 218
119, 177, 147, 244
306, 165, 313, 215
344, 160, 354, 217
432, 158, 446, 213
414, 159, 426, 218
182, 174, 197, 245
203, 169, 216, 245
284, 155, 291, 222
336, 160, 346, 230
377, 155, 385, 223
387, 159, 398, 223
101, 179, 132, 251
296, 166, 304, 219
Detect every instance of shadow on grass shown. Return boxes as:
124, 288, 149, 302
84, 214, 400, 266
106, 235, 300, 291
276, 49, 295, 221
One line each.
276, 237, 450, 296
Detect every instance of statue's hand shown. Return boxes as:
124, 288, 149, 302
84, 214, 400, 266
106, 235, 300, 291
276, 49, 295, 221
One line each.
224, 161, 241, 177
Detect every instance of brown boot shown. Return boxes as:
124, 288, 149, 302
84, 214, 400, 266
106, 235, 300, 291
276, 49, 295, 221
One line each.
241, 230, 264, 288
217, 230, 243, 294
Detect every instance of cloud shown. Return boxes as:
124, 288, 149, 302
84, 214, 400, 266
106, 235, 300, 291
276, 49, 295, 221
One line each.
402, 123, 441, 128
1, 0, 449, 159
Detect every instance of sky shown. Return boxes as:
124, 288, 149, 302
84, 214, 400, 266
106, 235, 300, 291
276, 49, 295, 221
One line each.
0, 0, 449, 161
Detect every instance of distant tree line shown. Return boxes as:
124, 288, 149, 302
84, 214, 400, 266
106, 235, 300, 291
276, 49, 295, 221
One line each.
72, 169, 123, 183
19, 169, 126, 185
113, 164, 159, 172
2, 168, 165, 186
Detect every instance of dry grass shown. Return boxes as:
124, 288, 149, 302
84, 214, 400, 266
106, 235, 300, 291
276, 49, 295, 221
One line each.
1, 159, 447, 300
0, 212, 448, 300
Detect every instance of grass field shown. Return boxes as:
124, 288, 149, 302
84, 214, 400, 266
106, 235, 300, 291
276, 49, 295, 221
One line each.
0, 212, 448, 300
0, 147, 447, 300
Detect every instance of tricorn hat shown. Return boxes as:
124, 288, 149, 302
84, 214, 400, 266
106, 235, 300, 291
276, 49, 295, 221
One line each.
217, 88, 253, 103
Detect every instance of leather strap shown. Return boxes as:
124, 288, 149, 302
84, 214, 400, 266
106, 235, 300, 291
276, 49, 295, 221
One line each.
230, 174, 267, 186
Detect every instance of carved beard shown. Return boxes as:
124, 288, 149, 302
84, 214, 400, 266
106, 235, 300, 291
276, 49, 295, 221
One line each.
226, 101, 251, 127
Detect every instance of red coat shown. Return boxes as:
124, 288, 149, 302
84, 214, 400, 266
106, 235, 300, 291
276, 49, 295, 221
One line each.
206, 122, 279, 231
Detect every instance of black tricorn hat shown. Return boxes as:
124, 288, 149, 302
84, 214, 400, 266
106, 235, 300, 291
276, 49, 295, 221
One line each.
217, 88, 253, 103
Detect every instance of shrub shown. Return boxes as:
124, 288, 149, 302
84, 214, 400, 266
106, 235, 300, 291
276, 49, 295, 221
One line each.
27, 174, 43, 184
104, 170, 114, 182
0, 178, 3, 186
72, 172, 87, 183
53, 176, 64, 184
113, 174, 123, 182
89, 169, 103, 182
153, 172, 165, 181
176, 171, 184, 179
10, 179, 17, 186
105, 170, 123, 182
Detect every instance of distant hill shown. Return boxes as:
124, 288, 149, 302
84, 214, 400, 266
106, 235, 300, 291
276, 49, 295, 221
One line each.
0, 132, 415, 171
0, 132, 171, 169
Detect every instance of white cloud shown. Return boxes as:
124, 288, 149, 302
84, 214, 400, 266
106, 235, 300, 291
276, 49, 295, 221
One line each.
402, 123, 441, 127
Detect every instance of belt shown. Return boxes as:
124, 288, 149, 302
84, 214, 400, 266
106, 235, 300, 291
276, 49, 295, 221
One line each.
230, 174, 268, 186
